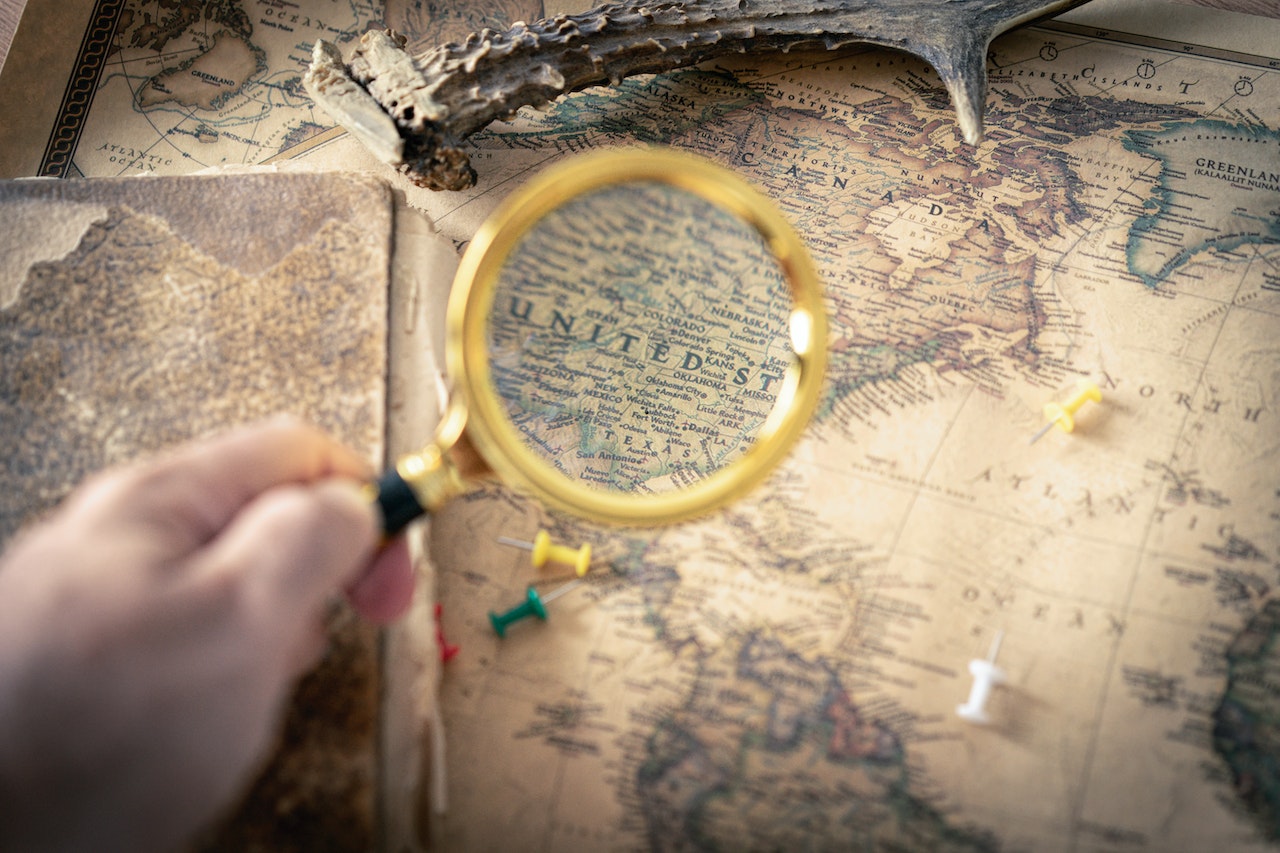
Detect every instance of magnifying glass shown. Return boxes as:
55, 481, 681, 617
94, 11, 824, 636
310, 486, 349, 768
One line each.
373, 147, 827, 533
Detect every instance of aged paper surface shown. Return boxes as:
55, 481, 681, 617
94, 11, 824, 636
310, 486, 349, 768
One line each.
1, 1, 1279, 850
0, 171, 393, 848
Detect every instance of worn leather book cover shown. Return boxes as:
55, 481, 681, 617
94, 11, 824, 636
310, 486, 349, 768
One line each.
0, 171, 393, 849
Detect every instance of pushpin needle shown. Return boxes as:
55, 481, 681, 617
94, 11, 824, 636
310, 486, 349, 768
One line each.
1030, 379, 1102, 444
498, 529, 593, 576
488, 579, 583, 637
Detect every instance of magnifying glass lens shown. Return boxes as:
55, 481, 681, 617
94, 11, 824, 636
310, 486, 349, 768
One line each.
376, 149, 823, 532
486, 181, 793, 496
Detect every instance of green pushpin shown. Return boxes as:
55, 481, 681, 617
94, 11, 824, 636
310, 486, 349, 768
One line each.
488, 580, 582, 637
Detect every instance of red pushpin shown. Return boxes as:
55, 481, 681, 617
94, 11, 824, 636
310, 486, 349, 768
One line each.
434, 603, 459, 663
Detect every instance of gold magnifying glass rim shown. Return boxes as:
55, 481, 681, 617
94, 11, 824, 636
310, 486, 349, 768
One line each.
446, 146, 827, 526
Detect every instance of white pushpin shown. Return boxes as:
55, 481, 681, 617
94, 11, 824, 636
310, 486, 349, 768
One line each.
956, 630, 1006, 725
497, 529, 592, 576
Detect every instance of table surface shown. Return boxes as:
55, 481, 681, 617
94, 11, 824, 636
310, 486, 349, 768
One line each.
0, 0, 1277, 74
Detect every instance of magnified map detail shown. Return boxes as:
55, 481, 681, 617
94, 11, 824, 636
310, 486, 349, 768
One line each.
486, 182, 793, 494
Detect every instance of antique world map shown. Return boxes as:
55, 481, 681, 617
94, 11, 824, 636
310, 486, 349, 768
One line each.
3, 0, 1279, 850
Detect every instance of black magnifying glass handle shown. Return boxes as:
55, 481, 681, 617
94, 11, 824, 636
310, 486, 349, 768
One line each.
371, 467, 427, 536
369, 443, 469, 536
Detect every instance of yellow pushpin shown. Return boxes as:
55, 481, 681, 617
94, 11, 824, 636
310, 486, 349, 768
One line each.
497, 530, 593, 576
1031, 379, 1102, 444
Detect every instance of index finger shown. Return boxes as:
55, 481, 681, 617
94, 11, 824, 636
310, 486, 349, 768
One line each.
67, 416, 376, 553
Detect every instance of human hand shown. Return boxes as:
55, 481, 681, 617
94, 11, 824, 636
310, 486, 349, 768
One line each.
0, 417, 415, 853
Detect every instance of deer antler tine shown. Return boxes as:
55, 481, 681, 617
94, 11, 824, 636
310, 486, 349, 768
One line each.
304, 0, 1090, 190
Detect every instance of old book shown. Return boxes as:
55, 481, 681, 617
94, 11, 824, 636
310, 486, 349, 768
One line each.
0, 169, 452, 850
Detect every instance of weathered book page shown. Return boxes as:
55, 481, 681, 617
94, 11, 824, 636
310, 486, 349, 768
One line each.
0, 171, 392, 848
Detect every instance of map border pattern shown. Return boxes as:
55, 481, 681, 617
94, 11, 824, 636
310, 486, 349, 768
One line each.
38, 0, 123, 178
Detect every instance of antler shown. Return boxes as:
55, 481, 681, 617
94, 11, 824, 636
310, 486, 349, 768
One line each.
304, 0, 1089, 190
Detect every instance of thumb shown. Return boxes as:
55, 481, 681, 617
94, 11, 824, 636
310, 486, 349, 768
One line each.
191, 479, 379, 636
